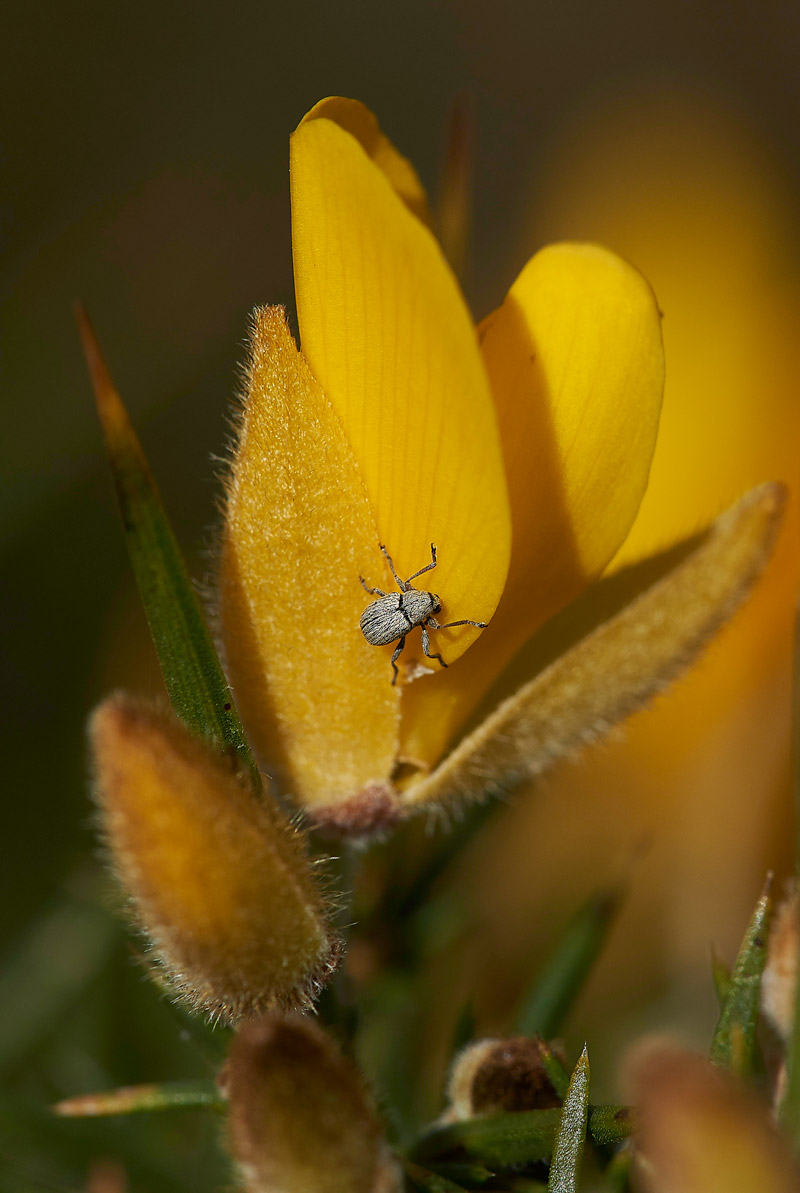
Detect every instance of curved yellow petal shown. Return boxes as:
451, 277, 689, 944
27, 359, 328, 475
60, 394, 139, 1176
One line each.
217, 308, 400, 811
400, 243, 664, 766
301, 97, 431, 226
291, 105, 510, 673
485, 243, 664, 607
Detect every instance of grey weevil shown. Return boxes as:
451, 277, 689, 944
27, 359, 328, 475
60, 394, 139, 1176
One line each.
359, 543, 489, 685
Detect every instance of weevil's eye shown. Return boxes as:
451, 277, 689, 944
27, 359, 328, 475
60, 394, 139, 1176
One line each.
430, 594, 441, 613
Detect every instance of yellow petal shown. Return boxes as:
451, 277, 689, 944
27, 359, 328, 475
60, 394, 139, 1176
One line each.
401, 484, 784, 812
226, 1015, 401, 1193
217, 308, 400, 812
485, 243, 664, 610
301, 97, 431, 226
291, 104, 510, 672
90, 694, 337, 1021
532, 97, 800, 571
399, 242, 664, 766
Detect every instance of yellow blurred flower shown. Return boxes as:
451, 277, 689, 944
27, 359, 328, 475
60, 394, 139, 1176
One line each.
471, 89, 800, 1026
215, 97, 783, 835
629, 1045, 799, 1192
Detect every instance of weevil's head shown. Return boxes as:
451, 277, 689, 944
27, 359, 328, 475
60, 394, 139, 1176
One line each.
428, 593, 441, 615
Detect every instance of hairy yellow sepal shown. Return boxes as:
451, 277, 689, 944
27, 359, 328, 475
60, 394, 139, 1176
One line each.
218, 307, 400, 811
403, 484, 785, 812
90, 695, 337, 1021
226, 1015, 401, 1193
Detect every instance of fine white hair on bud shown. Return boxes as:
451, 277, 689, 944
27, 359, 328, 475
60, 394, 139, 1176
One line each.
90, 693, 339, 1022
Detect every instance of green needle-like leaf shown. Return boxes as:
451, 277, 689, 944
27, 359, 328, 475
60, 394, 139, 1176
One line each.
603, 1145, 633, 1192
53, 1079, 224, 1117
709, 874, 773, 1076
514, 884, 625, 1038
548, 1047, 589, 1193
403, 1159, 471, 1191
77, 305, 259, 788
0, 888, 116, 1069
781, 598, 800, 1144
427, 1162, 496, 1187
411, 1104, 635, 1170
710, 945, 732, 1009
411, 1109, 559, 1168
502, 1182, 548, 1192
538, 1039, 571, 1100
586, 1105, 638, 1147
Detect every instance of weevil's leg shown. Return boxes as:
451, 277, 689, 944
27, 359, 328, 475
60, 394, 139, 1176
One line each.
380, 544, 406, 592
360, 576, 389, 596
429, 617, 489, 630
405, 542, 438, 585
390, 635, 406, 686
421, 624, 447, 670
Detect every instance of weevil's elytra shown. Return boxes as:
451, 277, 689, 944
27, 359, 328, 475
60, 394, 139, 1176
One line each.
359, 543, 489, 685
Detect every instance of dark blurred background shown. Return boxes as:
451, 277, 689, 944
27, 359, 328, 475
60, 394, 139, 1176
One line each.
2, 2, 800, 1188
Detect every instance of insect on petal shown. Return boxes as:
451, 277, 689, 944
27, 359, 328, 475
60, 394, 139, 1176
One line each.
400, 242, 665, 766
401, 484, 785, 813
291, 100, 511, 671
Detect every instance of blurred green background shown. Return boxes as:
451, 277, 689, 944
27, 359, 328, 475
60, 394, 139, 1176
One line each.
3, 2, 800, 1189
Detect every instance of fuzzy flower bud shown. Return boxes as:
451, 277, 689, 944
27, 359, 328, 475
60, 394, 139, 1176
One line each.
446, 1036, 563, 1121
761, 882, 798, 1044
629, 1044, 799, 1192
90, 694, 338, 1021
224, 1014, 401, 1193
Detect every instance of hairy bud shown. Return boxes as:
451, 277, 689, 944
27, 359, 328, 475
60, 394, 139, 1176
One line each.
446, 1036, 563, 1120
225, 1015, 400, 1193
90, 694, 338, 1021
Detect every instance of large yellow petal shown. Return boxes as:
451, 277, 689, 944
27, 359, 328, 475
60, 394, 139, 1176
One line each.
400, 243, 664, 766
485, 243, 664, 610
291, 104, 511, 672
300, 97, 431, 226
217, 308, 400, 812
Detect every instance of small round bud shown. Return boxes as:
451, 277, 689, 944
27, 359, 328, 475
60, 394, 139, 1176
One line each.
446, 1036, 563, 1120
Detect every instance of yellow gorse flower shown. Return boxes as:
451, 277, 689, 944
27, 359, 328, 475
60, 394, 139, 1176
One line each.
216, 96, 784, 835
